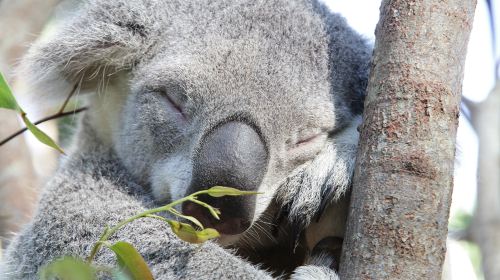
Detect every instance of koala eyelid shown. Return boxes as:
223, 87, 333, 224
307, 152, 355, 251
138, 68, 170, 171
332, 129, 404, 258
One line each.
291, 131, 329, 151
166, 93, 183, 112
295, 133, 322, 146
158, 89, 187, 119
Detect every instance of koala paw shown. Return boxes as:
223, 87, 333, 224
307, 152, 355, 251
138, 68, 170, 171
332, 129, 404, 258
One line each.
290, 237, 343, 280
290, 265, 340, 280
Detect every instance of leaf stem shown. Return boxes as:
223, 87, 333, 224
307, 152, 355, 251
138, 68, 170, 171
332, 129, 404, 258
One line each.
0, 107, 87, 146
86, 189, 210, 263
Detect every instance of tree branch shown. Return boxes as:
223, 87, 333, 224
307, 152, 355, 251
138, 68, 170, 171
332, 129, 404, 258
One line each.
57, 84, 79, 114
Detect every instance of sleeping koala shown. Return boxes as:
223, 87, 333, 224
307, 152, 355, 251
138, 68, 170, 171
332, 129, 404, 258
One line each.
1, 0, 370, 279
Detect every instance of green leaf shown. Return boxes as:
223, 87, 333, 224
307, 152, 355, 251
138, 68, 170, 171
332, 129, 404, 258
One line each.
21, 113, 65, 154
39, 257, 95, 280
108, 241, 154, 280
112, 269, 134, 280
145, 213, 204, 230
167, 208, 204, 229
168, 220, 220, 244
205, 186, 261, 197
189, 198, 221, 220
205, 204, 221, 220
0, 72, 19, 111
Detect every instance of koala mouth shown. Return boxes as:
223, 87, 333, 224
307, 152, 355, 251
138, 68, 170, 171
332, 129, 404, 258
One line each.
182, 199, 253, 236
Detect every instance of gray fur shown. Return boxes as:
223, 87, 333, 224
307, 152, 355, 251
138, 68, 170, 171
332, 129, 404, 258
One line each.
2, 0, 371, 279
292, 251, 340, 280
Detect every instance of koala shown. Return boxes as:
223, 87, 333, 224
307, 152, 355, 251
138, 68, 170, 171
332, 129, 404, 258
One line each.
1, 0, 370, 279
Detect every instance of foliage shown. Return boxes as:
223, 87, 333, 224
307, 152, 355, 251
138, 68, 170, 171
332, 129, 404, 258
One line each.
448, 210, 472, 231
448, 211, 483, 279
459, 241, 483, 280
0, 71, 64, 153
39, 186, 260, 280
40, 257, 96, 280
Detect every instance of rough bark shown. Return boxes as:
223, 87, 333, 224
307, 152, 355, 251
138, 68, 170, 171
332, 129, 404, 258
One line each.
339, 1, 476, 279
0, 0, 60, 246
468, 82, 500, 280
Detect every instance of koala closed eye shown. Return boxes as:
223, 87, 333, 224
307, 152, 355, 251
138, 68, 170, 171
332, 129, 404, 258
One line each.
151, 84, 189, 122
162, 92, 185, 115
287, 130, 330, 167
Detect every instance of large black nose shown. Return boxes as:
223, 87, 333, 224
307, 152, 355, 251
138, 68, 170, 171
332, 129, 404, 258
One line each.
182, 121, 267, 235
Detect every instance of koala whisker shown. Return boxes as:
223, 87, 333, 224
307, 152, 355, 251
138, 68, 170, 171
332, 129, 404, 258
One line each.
239, 230, 259, 252
252, 222, 276, 245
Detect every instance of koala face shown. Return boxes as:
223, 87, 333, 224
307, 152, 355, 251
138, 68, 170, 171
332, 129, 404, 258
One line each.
113, 45, 338, 241
23, 0, 369, 246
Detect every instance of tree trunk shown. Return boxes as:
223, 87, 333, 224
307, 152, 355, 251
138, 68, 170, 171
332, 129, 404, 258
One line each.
469, 82, 500, 280
0, 0, 60, 247
339, 1, 476, 279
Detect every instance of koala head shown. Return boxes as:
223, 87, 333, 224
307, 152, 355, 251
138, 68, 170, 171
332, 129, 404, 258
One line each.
22, 0, 370, 245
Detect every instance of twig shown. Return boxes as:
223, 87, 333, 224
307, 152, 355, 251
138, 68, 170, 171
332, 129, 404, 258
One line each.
0, 107, 88, 146
57, 84, 79, 114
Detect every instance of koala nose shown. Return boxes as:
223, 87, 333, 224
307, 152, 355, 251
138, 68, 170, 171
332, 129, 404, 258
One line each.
182, 121, 268, 235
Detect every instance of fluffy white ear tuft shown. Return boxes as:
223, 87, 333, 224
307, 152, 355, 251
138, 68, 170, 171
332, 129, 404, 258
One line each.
15, 0, 156, 108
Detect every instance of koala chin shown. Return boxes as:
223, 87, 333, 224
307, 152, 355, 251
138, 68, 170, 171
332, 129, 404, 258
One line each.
1, 0, 371, 279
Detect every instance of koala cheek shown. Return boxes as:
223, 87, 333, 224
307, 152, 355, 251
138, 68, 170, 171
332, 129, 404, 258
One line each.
150, 155, 193, 204
252, 185, 276, 221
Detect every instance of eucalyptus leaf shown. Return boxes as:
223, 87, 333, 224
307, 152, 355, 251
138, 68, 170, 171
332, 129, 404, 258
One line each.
0, 72, 19, 111
168, 208, 204, 229
39, 257, 95, 280
108, 241, 154, 280
206, 205, 221, 220
206, 186, 261, 197
112, 269, 133, 280
21, 113, 65, 154
189, 198, 221, 220
168, 220, 220, 244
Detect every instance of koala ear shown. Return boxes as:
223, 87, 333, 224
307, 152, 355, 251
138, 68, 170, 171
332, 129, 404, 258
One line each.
18, 0, 156, 105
